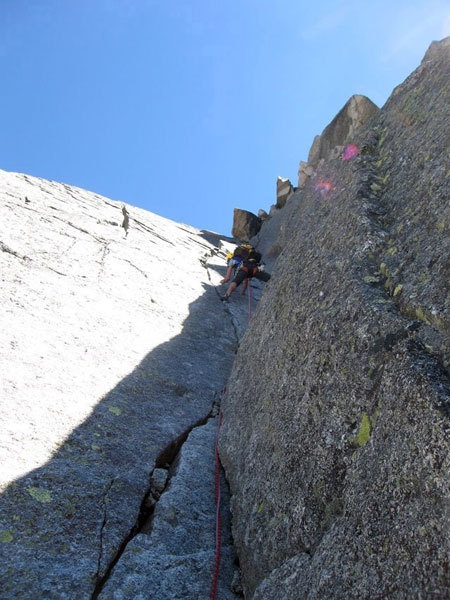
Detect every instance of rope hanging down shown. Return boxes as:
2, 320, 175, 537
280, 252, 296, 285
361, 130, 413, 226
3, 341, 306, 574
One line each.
210, 410, 223, 600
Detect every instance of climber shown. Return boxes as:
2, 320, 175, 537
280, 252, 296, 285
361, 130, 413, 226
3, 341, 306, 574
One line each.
220, 244, 254, 294
220, 251, 242, 285
221, 249, 270, 301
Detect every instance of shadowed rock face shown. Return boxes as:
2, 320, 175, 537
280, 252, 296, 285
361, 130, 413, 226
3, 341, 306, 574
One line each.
98, 416, 239, 600
219, 37, 450, 599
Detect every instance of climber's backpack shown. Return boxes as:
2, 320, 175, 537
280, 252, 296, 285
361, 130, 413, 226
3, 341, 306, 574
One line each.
233, 244, 254, 260
247, 250, 262, 264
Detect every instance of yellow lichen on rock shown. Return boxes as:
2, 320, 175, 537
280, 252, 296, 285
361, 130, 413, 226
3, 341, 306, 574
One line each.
357, 413, 371, 446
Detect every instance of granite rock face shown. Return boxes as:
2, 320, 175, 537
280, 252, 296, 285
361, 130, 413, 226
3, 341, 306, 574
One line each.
298, 94, 379, 188
276, 176, 295, 209
0, 171, 241, 598
98, 416, 239, 600
219, 38, 450, 599
308, 94, 379, 165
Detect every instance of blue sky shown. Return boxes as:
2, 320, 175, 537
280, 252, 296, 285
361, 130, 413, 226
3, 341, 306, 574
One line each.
1, 1, 449, 236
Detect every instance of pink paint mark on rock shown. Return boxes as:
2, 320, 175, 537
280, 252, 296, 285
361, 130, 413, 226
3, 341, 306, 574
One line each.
343, 144, 359, 161
315, 180, 334, 197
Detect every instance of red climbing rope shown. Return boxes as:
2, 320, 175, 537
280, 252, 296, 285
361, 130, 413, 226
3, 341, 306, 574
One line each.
248, 280, 253, 319
210, 410, 223, 600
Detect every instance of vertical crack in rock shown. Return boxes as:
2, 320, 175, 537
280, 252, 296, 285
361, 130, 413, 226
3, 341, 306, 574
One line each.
204, 253, 246, 345
97, 241, 110, 279
91, 409, 217, 599
358, 128, 450, 422
121, 205, 130, 237
93, 252, 237, 598
94, 478, 116, 591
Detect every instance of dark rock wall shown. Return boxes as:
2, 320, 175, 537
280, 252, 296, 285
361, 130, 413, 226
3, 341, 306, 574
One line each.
219, 38, 450, 599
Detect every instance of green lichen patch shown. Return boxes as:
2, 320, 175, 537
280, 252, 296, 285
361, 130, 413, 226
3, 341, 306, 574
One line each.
108, 406, 122, 416
386, 246, 398, 256
357, 413, 371, 446
1, 530, 14, 543
379, 263, 389, 277
364, 275, 381, 284
393, 284, 403, 297
27, 487, 52, 503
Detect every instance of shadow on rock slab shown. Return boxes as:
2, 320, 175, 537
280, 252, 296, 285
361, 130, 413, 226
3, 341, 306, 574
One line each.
0, 281, 240, 599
